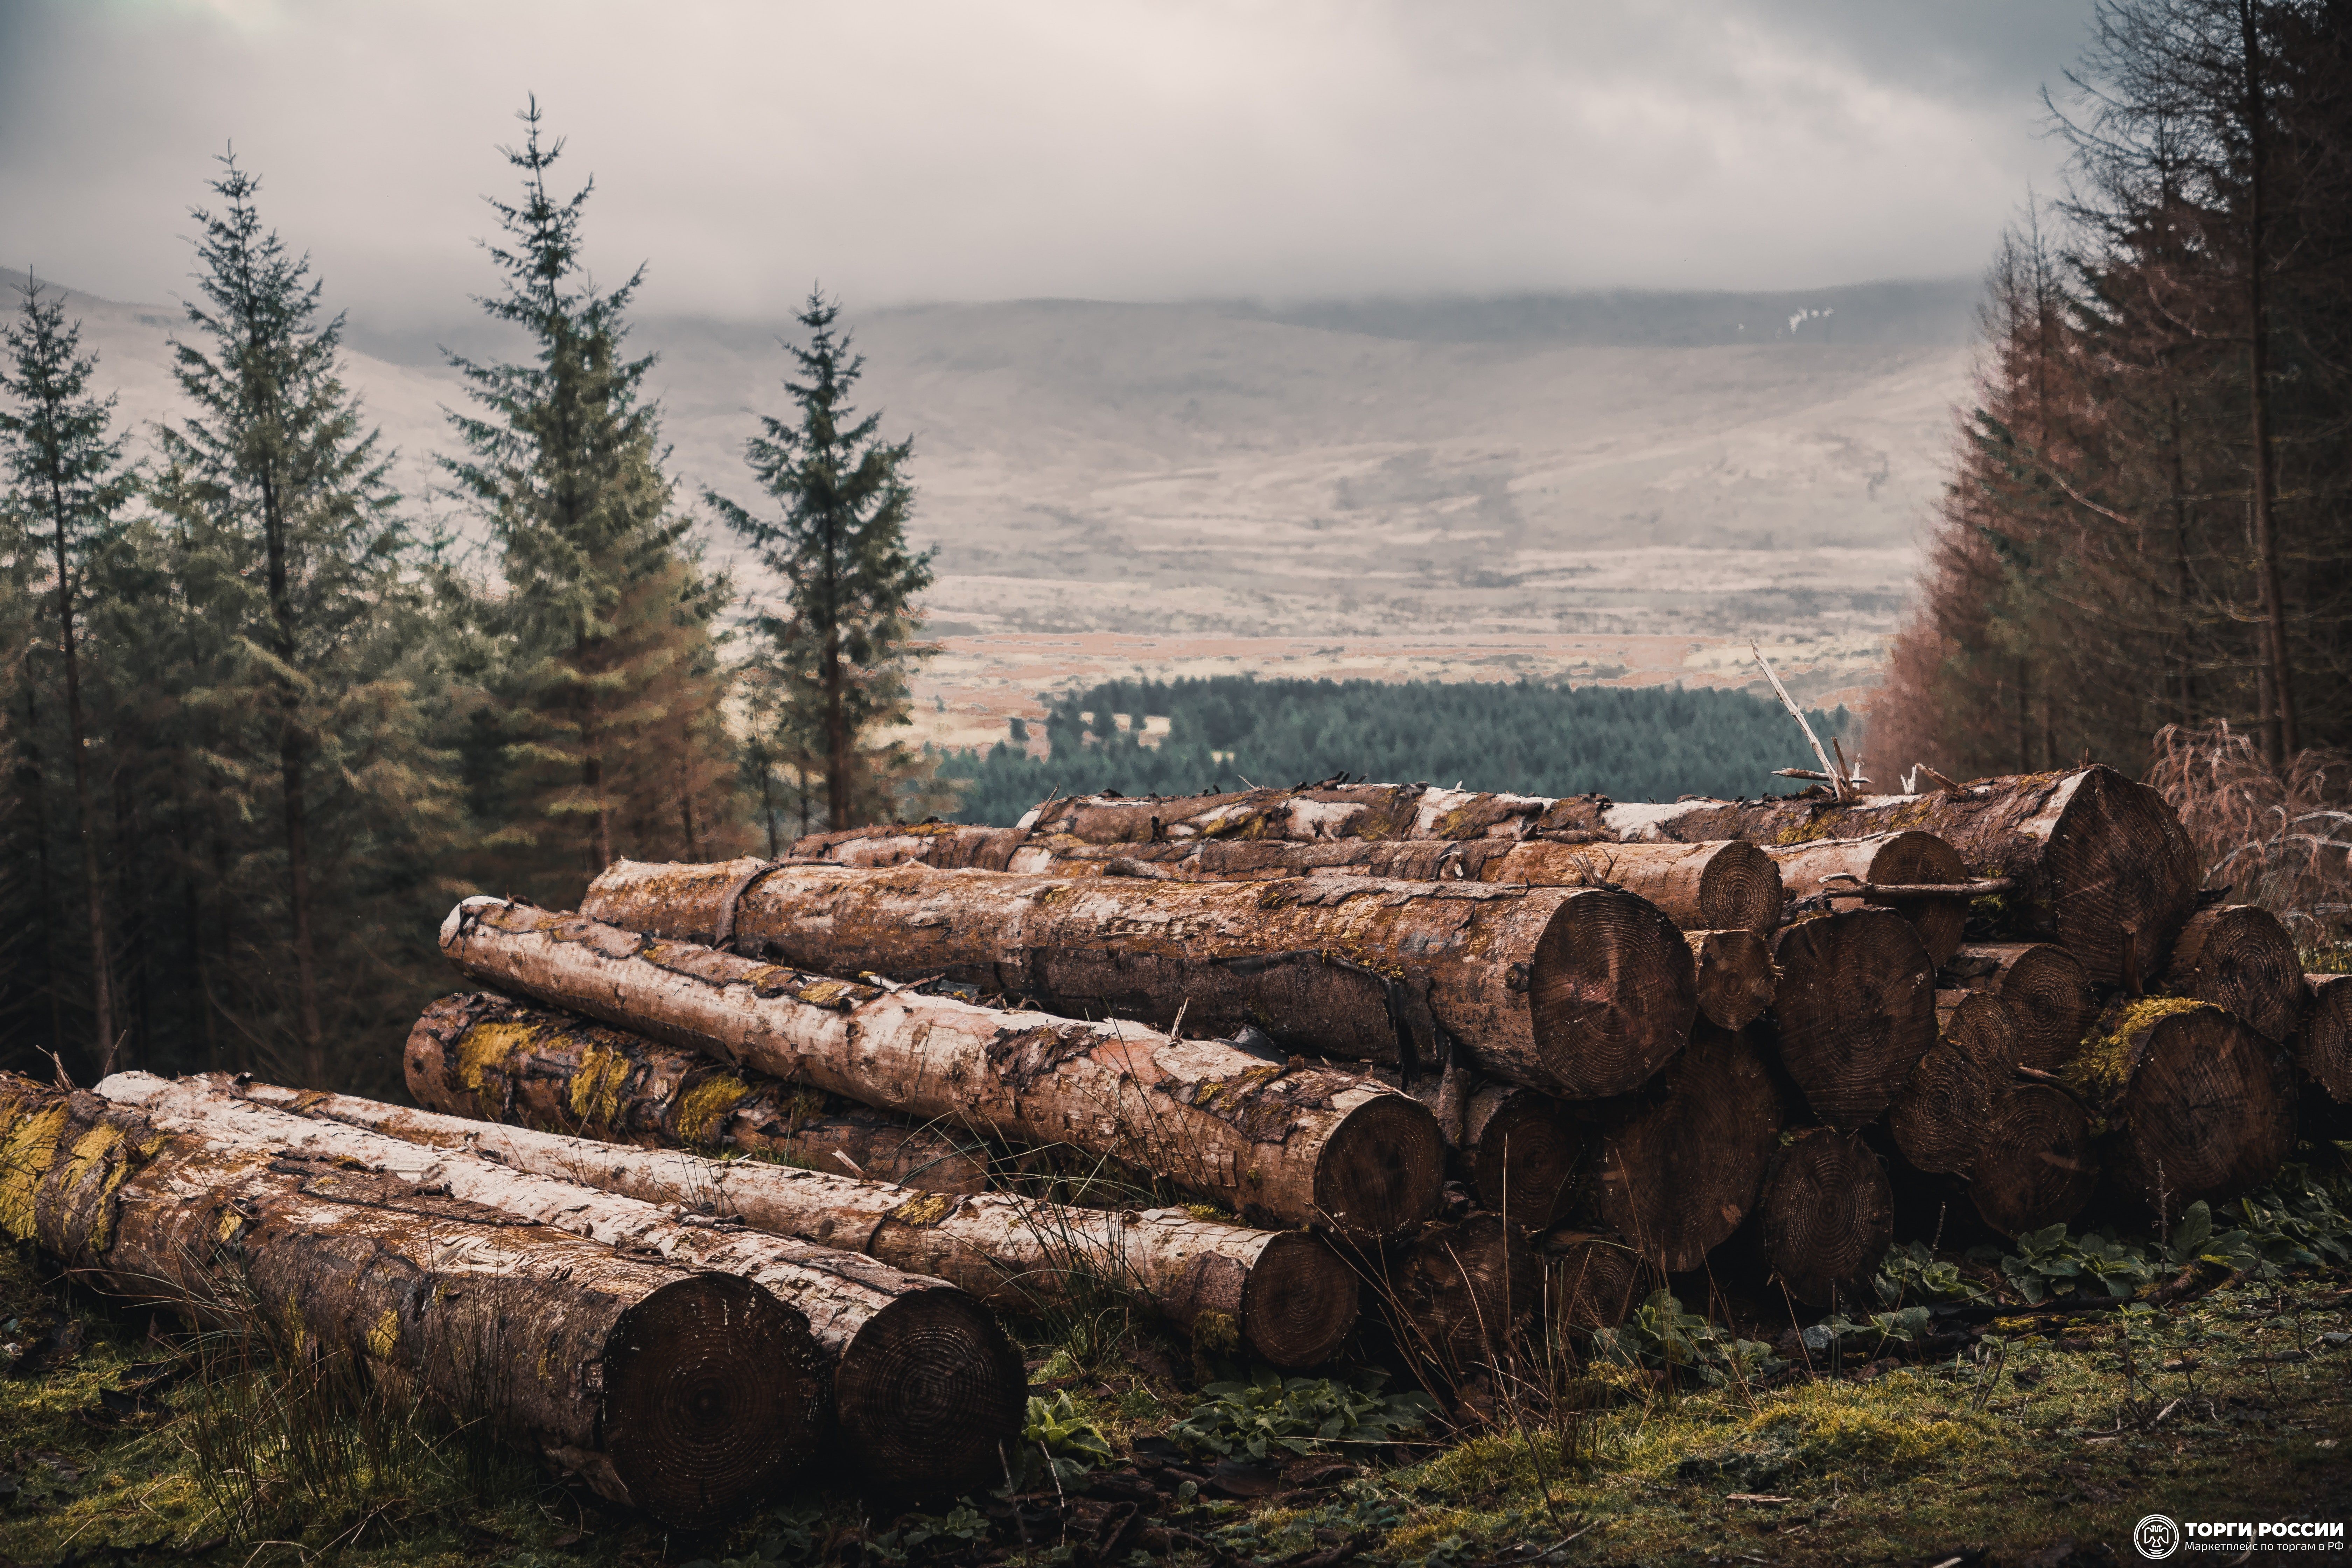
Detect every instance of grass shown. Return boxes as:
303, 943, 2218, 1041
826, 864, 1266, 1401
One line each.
5, 1197, 2349, 1566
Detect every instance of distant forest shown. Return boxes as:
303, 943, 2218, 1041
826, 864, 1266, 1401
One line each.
936, 677, 1855, 827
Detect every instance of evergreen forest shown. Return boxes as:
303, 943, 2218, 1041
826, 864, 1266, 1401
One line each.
936, 677, 1853, 827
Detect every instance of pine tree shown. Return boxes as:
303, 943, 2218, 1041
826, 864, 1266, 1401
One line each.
445, 99, 741, 895
0, 277, 135, 1068
709, 289, 940, 830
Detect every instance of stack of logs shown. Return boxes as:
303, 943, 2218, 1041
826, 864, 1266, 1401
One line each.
7, 764, 2346, 1529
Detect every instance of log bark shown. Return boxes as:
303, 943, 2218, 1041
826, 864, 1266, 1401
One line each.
1888, 992, 2023, 1178
1379, 1213, 1539, 1384
407, 992, 988, 1192
1754, 1128, 1893, 1307
1, 1074, 823, 1527
440, 898, 1444, 1241
94, 1070, 1027, 1495
133, 1069, 1362, 1372
2062, 999, 2296, 1216
1572, 1024, 1784, 1273
1605, 766, 2202, 988
2301, 973, 2352, 1111
1686, 928, 1775, 1031
1026, 783, 1617, 846
1540, 1230, 1645, 1331
2162, 904, 2308, 1044
1942, 942, 2096, 1074
1765, 830, 1969, 966
1458, 1083, 1582, 1228
1965, 1084, 2098, 1236
580, 859, 1698, 1100
1767, 909, 1937, 1129
791, 823, 1029, 870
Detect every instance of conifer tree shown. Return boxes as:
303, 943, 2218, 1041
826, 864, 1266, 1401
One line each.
0, 278, 135, 1068
446, 100, 741, 893
709, 290, 939, 830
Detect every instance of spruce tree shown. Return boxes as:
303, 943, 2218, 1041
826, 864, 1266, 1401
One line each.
709, 289, 939, 830
0, 277, 135, 1068
446, 99, 740, 893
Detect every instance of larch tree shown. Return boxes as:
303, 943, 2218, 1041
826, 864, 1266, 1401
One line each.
444, 99, 740, 897
708, 289, 942, 831
0, 278, 136, 1068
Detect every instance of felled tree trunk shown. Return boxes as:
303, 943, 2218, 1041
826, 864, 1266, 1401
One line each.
2162, 904, 2307, 1043
1569, 1024, 1784, 1273
1888, 992, 2023, 1178
1458, 1083, 1582, 1228
2062, 999, 2296, 1216
96, 1071, 1026, 1497
1378, 1213, 1540, 1385
440, 898, 1444, 1241
1540, 1230, 1645, 1331
1608, 766, 2202, 988
2, 1074, 822, 1527
1686, 929, 1775, 1030
2301, 974, 2352, 1115
1965, 1084, 2098, 1235
791, 824, 1029, 870
580, 860, 1697, 1100
1753, 1129, 1893, 1307
133, 1069, 1362, 1371
408, 993, 989, 1192
1765, 830, 1970, 965
1941, 942, 2096, 1074
1028, 783, 1616, 845
1768, 909, 1937, 1129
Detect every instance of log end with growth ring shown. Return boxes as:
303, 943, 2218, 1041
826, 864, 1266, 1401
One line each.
2043, 768, 2202, 988
2302, 974, 2352, 1110
1756, 1128, 1893, 1308
1587, 1023, 1784, 1274
2068, 997, 2294, 1215
1888, 991, 2021, 1178
1769, 908, 1936, 1129
1946, 942, 2095, 1074
1966, 1084, 2097, 1236
1542, 1230, 1645, 1332
1312, 1093, 1449, 1239
834, 1288, 1030, 1498
2163, 904, 2307, 1044
1856, 830, 1970, 967
1386, 1214, 1539, 1382
1462, 1086, 1581, 1228
1694, 840, 1784, 933
1686, 928, 1775, 1031
1526, 888, 1698, 1097
1238, 1231, 1363, 1369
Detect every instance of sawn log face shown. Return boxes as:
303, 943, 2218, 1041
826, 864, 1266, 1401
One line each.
2161, 904, 2308, 1044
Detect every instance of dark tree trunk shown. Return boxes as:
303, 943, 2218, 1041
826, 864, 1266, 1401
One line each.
47, 489, 114, 1068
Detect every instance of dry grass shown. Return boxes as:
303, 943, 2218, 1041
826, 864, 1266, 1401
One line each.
2149, 721, 2352, 962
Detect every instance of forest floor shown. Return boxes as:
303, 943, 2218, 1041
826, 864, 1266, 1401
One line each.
4, 1212, 2348, 1567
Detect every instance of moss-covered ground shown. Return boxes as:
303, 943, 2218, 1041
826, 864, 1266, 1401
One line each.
3, 1234, 2347, 1566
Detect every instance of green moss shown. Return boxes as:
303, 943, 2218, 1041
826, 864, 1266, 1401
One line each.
671, 1071, 751, 1147
2065, 996, 2208, 1101
564, 1040, 630, 1129
0, 1101, 68, 1242
452, 1018, 535, 1093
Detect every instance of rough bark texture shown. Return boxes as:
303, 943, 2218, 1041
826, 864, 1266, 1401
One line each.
1767, 909, 1937, 1129
580, 859, 1698, 1100
1458, 1083, 1582, 1228
1765, 830, 1970, 966
1754, 1129, 1893, 1307
1380, 1214, 1539, 1384
1540, 1230, 1645, 1331
1686, 928, 1776, 1031
1942, 943, 2097, 1075
1888, 992, 2023, 1178
2301, 973, 2352, 1110
2, 1073, 822, 1526
2161, 904, 2307, 1044
791, 823, 1029, 870
1571, 1024, 1785, 1273
441, 898, 1443, 1241
408, 992, 988, 1192
95, 1071, 1026, 1496
2062, 999, 2295, 1216
1026, 783, 1617, 846
1966, 1084, 2099, 1236
1605, 767, 2202, 988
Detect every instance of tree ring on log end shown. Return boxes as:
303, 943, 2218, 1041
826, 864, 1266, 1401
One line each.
2044, 770, 2200, 987
2304, 975, 2352, 1108
2166, 905, 2304, 1044
1698, 842, 1783, 933
1984, 945, 2096, 1073
1968, 1085, 2096, 1235
832, 1287, 1028, 1499
1526, 889, 1696, 1098
1590, 1024, 1783, 1274
1769, 908, 1935, 1129
1239, 1231, 1360, 1369
1312, 1093, 1447, 1241
602, 1273, 824, 1527
1466, 1093, 1582, 1228
2111, 1006, 2294, 1214
1862, 831, 1969, 966
1758, 1130, 1892, 1308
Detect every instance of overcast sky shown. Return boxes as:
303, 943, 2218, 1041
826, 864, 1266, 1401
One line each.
0, 0, 2097, 328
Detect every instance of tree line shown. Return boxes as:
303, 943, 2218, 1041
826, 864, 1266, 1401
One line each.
938, 676, 1854, 827
0, 101, 937, 1092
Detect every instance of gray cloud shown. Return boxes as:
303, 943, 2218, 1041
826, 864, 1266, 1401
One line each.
0, 0, 2095, 329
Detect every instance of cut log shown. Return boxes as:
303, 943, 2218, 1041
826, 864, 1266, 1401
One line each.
411, 991, 988, 1192
2161, 904, 2307, 1044
579, 859, 1698, 1100
2062, 999, 2295, 1215
128, 1069, 1361, 1371
1754, 1129, 1893, 1307
1026, 783, 1617, 845
1380, 1213, 1540, 1381
2301, 973, 2352, 1110
1942, 942, 2097, 1074
1573, 1024, 1784, 1273
1481, 841, 1781, 933
1765, 830, 1969, 965
1966, 1084, 2098, 1236
95, 1071, 1026, 1494
1606, 766, 2202, 988
1686, 928, 1776, 1030
791, 823, 1029, 871
1458, 1083, 1582, 1228
2, 1074, 822, 1526
1887, 992, 2023, 1177
439, 898, 1444, 1240
1540, 1230, 1646, 1332
1767, 909, 1937, 1129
